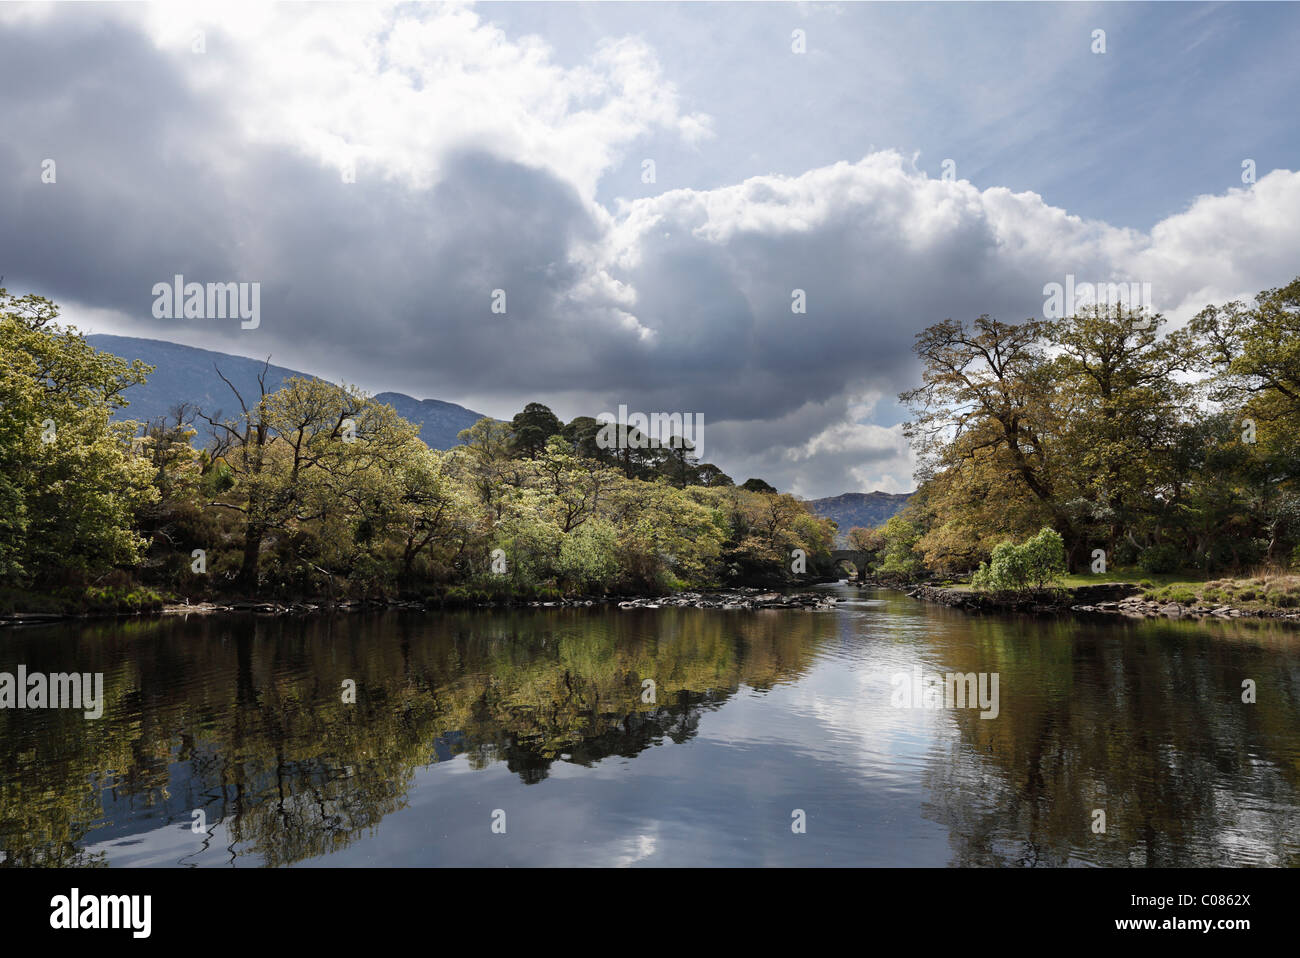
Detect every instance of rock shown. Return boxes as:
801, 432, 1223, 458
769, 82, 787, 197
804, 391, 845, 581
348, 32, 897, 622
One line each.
614, 589, 834, 611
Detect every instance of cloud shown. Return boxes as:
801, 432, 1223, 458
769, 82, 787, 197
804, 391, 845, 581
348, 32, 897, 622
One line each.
130, 1, 712, 201
1, 5, 1297, 498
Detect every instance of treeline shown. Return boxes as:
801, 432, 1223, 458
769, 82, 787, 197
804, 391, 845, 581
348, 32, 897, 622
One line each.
862, 277, 1300, 579
0, 289, 834, 610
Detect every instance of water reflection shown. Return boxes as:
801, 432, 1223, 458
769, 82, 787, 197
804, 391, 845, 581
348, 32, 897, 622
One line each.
0, 590, 1297, 867
0, 607, 828, 866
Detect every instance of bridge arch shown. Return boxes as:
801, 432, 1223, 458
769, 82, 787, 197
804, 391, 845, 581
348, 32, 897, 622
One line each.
829, 550, 867, 580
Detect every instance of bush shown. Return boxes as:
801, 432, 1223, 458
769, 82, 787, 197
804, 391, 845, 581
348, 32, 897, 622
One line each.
970, 527, 1065, 593
1138, 544, 1182, 574
82, 585, 165, 614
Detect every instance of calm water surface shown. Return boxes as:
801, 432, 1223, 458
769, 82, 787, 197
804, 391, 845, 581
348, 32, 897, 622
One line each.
2, 584, 1298, 867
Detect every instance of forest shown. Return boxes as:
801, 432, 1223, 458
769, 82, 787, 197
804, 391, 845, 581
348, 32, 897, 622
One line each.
869, 276, 1300, 586
0, 287, 834, 611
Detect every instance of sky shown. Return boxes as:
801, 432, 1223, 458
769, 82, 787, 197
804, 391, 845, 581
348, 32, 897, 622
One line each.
2, 1, 1299, 498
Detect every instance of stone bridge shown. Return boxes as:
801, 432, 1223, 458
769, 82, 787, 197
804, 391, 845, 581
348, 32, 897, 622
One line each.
829, 550, 868, 579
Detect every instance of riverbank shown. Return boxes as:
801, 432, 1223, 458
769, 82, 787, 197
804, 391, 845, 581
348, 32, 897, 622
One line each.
0, 586, 839, 627
906, 583, 1300, 623
616, 589, 838, 611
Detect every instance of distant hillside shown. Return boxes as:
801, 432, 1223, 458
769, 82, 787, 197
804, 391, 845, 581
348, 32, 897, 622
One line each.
85, 334, 486, 450
807, 491, 913, 544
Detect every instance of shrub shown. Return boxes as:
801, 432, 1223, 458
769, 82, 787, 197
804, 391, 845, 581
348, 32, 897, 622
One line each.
970, 527, 1065, 593
1138, 544, 1181, 574
82, 585, 165, 614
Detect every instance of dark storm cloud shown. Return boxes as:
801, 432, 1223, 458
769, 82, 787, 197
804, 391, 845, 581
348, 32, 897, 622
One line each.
0, 11, 238, 313
0, 10, 922, 435
0, 12, 631, 398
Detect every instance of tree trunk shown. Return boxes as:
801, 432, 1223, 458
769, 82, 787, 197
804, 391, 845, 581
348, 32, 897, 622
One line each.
239, 524, 264, 593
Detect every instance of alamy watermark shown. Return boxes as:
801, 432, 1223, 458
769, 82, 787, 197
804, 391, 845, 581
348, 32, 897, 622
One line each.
1042, 275, 1153, 322
596, 405, 705, 461
0, 666, 103, 719
890, 666, 999, 719
50, 889, 150, 938
151, 274, 260, 329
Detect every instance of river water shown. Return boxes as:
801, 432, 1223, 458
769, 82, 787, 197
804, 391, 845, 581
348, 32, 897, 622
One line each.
1, 584, 1297, 867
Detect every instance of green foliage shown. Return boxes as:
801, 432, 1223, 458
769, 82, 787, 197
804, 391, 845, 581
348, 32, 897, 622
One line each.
82, 584, 166, 614
902, 277, 1300, 579
555, 518, 620, 592
0, 289, 156, 587
510, 402, 564, 459
971, 527, 1065, 593
872, 515, 923, 580
1138, 543, 1182, 574
0, 292, 833, 608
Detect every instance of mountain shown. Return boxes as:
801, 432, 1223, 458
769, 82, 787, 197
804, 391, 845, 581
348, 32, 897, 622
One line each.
85, 334, 486, 450
806, 491, 913, 544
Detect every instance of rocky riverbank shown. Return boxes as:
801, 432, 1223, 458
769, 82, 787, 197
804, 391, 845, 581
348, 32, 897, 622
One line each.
1, 587, 838, 626
906, 583, 1139, 613
1075, 593, 1300, 622
165, 588, 839, 615
616, 589, 838, 611
906, 583, 1300, 623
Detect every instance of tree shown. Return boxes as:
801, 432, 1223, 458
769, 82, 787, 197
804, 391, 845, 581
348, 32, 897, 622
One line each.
659, 432, 700, 489
741, 478, 777, 494
383, 443, 480, 585
902, 306, 1211, 572
536, 437, 614, 533
510, 403, 564, 459
0, 289, 156, 585
692, 463, 734, 487
1192, 278, 1300, 436
900, 314, 1077, 558
202, 374, 417, 592
707, 485, 833, 581
562, 416, 611, 463
453, 417, 519, 519
873, 515, 923, 580
1044, 305, 1195, 562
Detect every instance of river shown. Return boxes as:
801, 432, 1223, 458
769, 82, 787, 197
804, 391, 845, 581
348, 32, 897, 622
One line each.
1, 583, 1297, 867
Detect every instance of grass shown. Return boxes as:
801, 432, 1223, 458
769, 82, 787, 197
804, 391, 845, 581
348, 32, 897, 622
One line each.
946, 567, 1196, 592
950, 565, 1300, 609
1144, 570, 1300, 611
1056, 570, 1195, 589
0, 583, 168, 616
